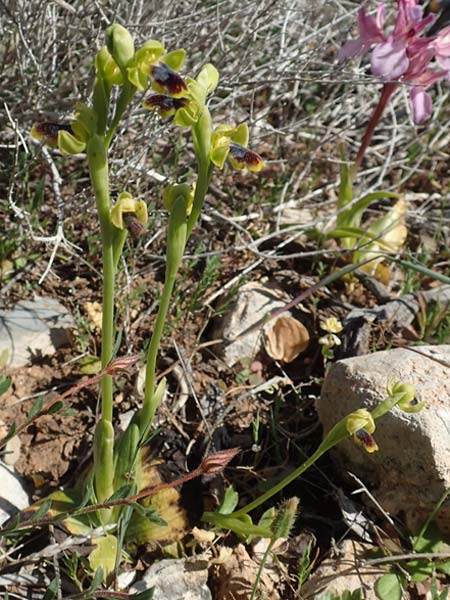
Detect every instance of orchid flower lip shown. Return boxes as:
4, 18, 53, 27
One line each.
150, 62, 188, 96
229, 142, 264, 169
32, 122, 73, 145
143, 94, 189, 117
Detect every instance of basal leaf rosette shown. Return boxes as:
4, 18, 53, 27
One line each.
210, 123, 264, 172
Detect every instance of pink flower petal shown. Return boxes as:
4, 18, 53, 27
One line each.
371, 40, 409, 79
410, 86, 432, 123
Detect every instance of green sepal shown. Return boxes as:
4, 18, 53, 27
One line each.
127, 66, 148, 91
162, 49, 186, 71
127, 40, 165, 91
74, 102, 98, 139
233, 123, 249, 146
210, 145, 229, 169
57, 130, 86, 155
163, 183, 193, 213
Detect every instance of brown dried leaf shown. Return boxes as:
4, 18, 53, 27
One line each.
264, 315, 310, 363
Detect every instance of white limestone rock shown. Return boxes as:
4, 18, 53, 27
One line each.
0, 296, 73, 367
129, 557, 211, 600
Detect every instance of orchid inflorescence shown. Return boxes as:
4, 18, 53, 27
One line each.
29, 23, 264, 551
340, 0, 450, 124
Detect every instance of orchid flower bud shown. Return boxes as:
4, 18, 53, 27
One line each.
163, 183, 194, 215
95, 46, 123, 86
106, 23, 135, 71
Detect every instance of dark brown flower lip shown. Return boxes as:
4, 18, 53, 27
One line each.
354, 428, 378, 451
229, 142, 263, 167
33, 122, 73, 142
150, 63, 188, 96
143, 94, 189, 114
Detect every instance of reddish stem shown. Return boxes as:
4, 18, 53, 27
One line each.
354, 82, 398, 174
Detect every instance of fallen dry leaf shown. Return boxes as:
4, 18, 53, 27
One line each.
264, 315, 310, 363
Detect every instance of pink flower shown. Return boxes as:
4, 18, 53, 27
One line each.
340, 0, 449, 123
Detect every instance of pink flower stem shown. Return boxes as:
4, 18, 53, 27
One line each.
353, 82, 398, 174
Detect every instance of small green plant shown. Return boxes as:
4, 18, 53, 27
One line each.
203, 381, 423, 537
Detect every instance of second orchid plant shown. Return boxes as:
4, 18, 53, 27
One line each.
31, 24, 263, 542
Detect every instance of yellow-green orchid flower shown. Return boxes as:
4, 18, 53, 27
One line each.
110, 192, 148, 234
210, 123, 264, 172
143, 63, 219, 127
127, 40, 187, 95
346, 409, 379, 453
31, 121, 86, 155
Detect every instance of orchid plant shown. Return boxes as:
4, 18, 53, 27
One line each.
29, 23, 263, 576
340, 0, 450, 170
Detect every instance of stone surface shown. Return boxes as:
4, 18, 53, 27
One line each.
0, 296, 73, 367
129, 557, 211, 600
317, 345, 450, 533
0, 461, 29, 526
214, 280, 307, 367
301, 540, 383, 599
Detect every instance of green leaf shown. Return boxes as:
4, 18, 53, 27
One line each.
31, 175, 46, 213
107, 484, 133, 502
374, 574, 402, 600
0, 376, 11, 396
130, 589, 155, 600
89, 535, 118, 581
163, 49, 186, 71
79, 355, 102, 375
47, 401, 64, 415
3, 421, 16, 442
338, 191, 400, 229
218, 485, 239, 515
31, 499, 52, 521
88, 567, 104, 593
43, 576, 60, 599
27, 396, 44, 420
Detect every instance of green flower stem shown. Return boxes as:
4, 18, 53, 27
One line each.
230, 386, 410, 518
187, 160, 213, 239
231, 420, 349, 518
87, 135, 115, 423
105, 82, 136, 147
187, 106, 213, 238
139, 197, 188, 435
87, 135, 115, 513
